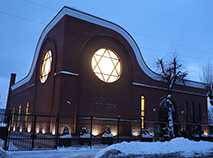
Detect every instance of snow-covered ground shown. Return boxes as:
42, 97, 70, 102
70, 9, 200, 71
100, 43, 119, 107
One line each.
95, 137, 213, 157
3, 137, 213, 158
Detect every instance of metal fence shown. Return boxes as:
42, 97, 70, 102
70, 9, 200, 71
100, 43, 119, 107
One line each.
1, 111, 213, 151
4, 112, 59, 151
58, 114, 213, 146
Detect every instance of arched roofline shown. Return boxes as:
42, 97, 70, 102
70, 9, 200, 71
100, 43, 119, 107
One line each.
11, 6, 204, 90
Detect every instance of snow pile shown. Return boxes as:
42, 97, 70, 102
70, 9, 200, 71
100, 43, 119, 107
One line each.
60, 134, 72, 138
95, 137, 213, 158
7, 142, 17, 151
0, 139, 17, 151
0, 103, 5, 109
80, 133, 90, 138
142, 133, 153, 138
102, 133, 113, 138
0, 147, 11, 158
0, 140, 11, 158
0, 122, 6, 127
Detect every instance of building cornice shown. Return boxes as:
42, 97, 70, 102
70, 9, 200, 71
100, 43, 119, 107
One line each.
133, 82, 206, 97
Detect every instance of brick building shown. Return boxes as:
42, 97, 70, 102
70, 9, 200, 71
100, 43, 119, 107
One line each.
6, 6, 207, 136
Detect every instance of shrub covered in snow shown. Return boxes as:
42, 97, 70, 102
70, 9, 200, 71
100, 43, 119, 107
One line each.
80, 127, 90, 138
60, 126, 72, 138
61, 126, 70, 135
141, 129, 153, 138
208, 104, 213, 125
102, 125, 113, 138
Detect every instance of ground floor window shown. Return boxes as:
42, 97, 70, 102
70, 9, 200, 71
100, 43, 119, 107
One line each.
141, 96, 145, 129
24, 101, 29, 126
11, 106, 15, 127
17, 104, 21, 126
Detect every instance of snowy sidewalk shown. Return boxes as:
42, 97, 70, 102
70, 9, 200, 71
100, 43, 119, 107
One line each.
5, 138, 213, 158
7, 145, 106, 158
8, 149, 100, 158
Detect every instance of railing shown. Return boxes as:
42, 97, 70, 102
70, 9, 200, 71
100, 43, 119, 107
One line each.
4, 112, 59, 151
1, 111, 212, 151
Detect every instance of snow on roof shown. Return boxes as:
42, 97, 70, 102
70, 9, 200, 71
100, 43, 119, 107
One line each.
0, 103, 5, 109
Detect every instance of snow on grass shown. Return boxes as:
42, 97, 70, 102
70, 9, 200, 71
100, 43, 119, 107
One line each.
95, 137, 213, 158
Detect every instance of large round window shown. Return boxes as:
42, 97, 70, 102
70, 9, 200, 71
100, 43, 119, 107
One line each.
91, 48, 122, 83
40, 50, 52, 83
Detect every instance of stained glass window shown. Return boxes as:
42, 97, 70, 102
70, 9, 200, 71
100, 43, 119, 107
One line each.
40, 50, 52, 83
91, 48, 122, 83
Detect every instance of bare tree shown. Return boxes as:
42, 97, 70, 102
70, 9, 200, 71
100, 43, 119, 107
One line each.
157, 54, 188, 139
201, 60, 213, 105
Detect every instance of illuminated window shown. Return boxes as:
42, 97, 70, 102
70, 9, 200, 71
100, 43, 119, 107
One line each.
11, 106, 15, 127
91, 48, 122, 83
141, 96, 145, 129
24, 102, 29, 126
17, 104, 21, 126
40, 50, 52, 83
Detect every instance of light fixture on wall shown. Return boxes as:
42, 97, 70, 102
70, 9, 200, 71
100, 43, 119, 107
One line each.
111, 131, 117, 136
27, 124, 31, 133
19, 126, 23, 132
42, 129, 45, 135
181, 111, 184, 114
67, 101, 71, 104
52, 129, 56, 135
92, 130, 99, 136
153, 108, 156, 112
131, 130, 140, 136
36, 127, 39, 134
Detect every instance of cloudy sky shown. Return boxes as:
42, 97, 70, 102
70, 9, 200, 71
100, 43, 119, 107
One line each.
0, 0, 213, 106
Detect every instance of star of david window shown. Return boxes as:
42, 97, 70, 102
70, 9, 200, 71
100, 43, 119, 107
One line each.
40, 50, 52, 83
91, 48, 122, 83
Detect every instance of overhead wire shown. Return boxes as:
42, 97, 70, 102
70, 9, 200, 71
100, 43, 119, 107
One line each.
130, 31, 213, 55
139, 46, 208, 61
0, 10, 46, 25
21, 0, 213, 58
0, 0, 212, 61
22, 0, 58, 11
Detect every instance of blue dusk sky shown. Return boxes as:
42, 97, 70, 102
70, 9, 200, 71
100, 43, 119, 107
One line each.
0, 0, 213, 106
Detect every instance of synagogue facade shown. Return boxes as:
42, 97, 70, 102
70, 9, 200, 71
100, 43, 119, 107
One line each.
6, 6, 207, 136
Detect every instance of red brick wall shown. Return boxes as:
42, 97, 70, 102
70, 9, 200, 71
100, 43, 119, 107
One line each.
7, 13, 208, 136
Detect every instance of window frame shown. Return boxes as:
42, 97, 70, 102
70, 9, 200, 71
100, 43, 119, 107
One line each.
40, 50, 53, 83
141, 96, 145, 129
91, 48, 122, 83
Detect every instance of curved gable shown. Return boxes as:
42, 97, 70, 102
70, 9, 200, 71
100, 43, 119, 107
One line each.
11, 6, 203, 90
